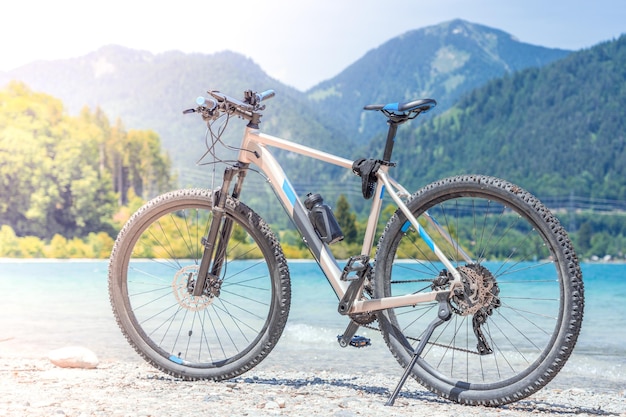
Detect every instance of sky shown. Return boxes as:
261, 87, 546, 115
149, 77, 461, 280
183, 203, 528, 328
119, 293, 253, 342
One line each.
0, 0, 625, 91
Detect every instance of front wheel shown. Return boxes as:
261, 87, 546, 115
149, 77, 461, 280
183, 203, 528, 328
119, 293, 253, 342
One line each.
374, 175, 584, 405
108, 189, 291, 380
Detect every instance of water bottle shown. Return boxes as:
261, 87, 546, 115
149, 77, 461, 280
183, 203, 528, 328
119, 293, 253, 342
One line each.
304, 193, 344, 244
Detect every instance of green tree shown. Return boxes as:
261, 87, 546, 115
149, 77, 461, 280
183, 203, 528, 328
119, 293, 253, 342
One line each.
125, 129, 173, 200
0, 82, 173, 241
17, 236, 45, 258
44, 234, 69, 258
0, 225, 19, 256
335, 194, 358, 243
575, 222, 593, 255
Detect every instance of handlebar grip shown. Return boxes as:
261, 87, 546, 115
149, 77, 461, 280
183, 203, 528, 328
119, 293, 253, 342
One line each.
196, 96, 217, 110
255, 90, 275, 103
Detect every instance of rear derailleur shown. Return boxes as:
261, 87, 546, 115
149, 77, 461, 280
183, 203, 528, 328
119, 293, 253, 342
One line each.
433, 265, 501, 355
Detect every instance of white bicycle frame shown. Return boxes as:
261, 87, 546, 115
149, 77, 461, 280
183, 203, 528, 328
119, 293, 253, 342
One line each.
236, 125, 470, 314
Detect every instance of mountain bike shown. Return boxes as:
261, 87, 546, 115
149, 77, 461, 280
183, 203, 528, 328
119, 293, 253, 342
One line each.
108, 89, 584, 406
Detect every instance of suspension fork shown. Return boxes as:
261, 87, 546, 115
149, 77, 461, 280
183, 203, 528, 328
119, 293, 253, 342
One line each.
192, 163, 249, 297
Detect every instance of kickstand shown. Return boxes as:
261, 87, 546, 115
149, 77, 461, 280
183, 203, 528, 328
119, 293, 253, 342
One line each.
386, 293, 451, 406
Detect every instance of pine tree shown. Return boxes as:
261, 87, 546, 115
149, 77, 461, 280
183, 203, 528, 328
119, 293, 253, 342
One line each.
335, 194, 358, 243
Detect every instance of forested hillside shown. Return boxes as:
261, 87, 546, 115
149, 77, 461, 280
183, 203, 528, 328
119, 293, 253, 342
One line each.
0, 82, 172, 248
390, 35, 626, 200
380, 35, 626, 260
0, 21, 573, 226
0, 20, 571, 193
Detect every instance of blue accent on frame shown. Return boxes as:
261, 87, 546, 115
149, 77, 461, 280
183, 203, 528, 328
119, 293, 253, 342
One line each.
169, 355, 183, 364
282, 179, 297, 207
379, 185, 386, 199
400, 220, 436, 251
419, 227, 436, 251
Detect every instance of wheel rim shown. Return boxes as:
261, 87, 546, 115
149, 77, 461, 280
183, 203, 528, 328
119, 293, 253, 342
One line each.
120, 203, 276, 368
379, 190, 569, 390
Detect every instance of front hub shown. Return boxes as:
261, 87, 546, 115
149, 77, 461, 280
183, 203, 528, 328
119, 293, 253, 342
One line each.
172, 265, 216, 311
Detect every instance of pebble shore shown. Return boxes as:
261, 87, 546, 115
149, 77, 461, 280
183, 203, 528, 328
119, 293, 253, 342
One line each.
0, 357, 624, 417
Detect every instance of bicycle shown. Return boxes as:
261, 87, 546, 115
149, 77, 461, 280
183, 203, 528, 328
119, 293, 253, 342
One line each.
108, 88, 584, 406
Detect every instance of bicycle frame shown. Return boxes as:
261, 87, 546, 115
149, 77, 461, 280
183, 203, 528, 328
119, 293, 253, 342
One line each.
109, 91, 584, 405
209, 124, 469, 315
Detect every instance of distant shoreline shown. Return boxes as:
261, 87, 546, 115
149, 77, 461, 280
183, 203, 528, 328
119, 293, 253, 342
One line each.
2, 257, 626, 265
0, 258, 110, 263
0, 258, 317, 263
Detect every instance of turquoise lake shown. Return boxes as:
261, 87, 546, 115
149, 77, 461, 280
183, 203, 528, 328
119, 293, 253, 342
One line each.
0, 260, 624, 391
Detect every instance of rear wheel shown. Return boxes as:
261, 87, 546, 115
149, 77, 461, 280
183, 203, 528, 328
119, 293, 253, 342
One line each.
108, 189, 290, 380
374, 175, 584, 405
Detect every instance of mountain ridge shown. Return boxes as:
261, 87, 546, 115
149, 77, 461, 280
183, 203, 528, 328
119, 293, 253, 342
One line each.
306, 19, 571, 142
0, 19, 596, 204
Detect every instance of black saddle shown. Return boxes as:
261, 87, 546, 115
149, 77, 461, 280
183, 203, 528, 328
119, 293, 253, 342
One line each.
364, 98, 436, 114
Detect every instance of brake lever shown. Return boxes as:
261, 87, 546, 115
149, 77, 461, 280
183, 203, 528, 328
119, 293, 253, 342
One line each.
183, 108, 196, 114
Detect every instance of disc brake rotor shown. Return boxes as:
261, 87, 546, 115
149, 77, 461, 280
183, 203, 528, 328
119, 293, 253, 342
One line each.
451, 264, 500, 316
172, 265, 214, 311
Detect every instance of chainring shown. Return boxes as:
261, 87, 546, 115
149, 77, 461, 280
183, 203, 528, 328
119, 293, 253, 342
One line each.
349, 280, 377, 325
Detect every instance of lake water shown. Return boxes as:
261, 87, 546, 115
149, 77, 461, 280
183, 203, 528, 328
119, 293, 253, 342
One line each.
0, 259, 624, 391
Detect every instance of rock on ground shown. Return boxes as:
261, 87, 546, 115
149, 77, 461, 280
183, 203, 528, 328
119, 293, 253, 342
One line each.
47, 346, 99, 369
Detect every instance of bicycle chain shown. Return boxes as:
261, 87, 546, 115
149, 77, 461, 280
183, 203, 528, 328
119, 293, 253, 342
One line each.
362, 274, 479, 355
360, 323, 480, 356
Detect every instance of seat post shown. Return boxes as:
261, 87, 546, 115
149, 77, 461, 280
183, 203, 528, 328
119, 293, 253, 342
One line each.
382, 121, 399, 163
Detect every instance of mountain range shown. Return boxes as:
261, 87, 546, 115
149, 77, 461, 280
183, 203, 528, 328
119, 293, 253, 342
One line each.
0, 47, 341, 186
2, 19, 623, 218
307, 19, 570, 142
0, 20, 571, 187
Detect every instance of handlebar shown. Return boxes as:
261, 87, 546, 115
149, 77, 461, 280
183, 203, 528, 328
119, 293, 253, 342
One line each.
255, 90, 275, 103
195, 96, 217, 110
184, 89, 276, 127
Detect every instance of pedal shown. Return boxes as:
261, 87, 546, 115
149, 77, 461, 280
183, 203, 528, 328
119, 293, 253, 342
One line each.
341, 255, 369, 281
337, 334, 371, 348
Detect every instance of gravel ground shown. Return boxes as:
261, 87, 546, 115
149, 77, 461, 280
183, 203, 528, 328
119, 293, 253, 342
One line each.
0, 358, 624, 417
